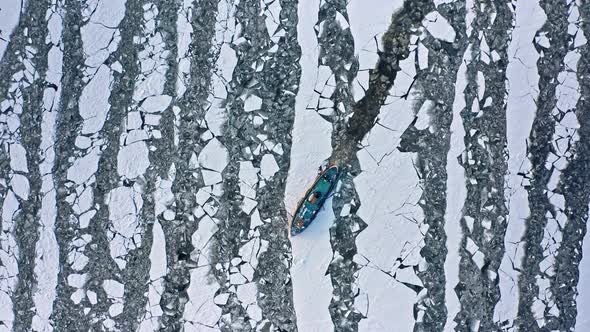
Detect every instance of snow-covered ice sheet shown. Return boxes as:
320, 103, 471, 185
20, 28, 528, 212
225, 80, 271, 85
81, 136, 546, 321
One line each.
0, 0, 590, 331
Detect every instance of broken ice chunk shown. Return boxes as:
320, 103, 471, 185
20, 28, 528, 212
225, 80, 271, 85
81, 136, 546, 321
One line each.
195, 188, 211, 206
417, 42, 429, 70
67, 273, 87, 288
193, 206, 206, 218
260, 154, 279, 179
244, 94, 262, 112
472, 251, 485, 269
87, 290, 97, 305
253, 115, 264, 127
340, 203, 351, 217
10, 174, 29, 200
103, 279, 124, 299
561, 111, 579, 129
203, 201, 218, 217
214, 293, 229, 305
241, 197, 258, 214
395, 267, 423, 287
111, 61, 122, 73
241, 264, 255, 281
247, 305, 263, 321
198, 138, 228, 172
125, 129, 149, 144
272, 143, 283, 155
70, 289, 85, 304
103, 319, 116, 330
127, 111, 142, 129
201, 169, 222, 186
205, 107, 225, 136
67, 149, 100, 185
117, 141, 150, 179
75, 136, 92, 149
9, 143, 28, 172
535, 32, 550, 48
464, 216, 474, 233
163, 209, 175, 221
109, 303, 123, 317
230, 272, 247, 285
140, 95, 172, 113
79, 210, 96, 229
239, 161, 259, 199
250, 209, 264, 229
192, 216, 218, 250
200, 130, 213, 141
415, 100, 434, 130
423, 11, 456, 42
466, 237, 479, 255
144, 114, 160, 126
237, 282, 257, 304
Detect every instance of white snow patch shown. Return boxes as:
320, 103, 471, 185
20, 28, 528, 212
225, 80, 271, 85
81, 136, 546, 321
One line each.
290, 198, 335, 332
0, 0, 23, 59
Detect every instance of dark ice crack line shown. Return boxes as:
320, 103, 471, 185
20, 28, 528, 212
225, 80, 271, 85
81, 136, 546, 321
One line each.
51, 0, 145, 329
516, 0, 581, 330
212, 0, 300, 329
452, 1, 515, 331
155, 0, 220, 330
397, 1, 468, 330
544, 2, 590, 330
0, 0, 53, 330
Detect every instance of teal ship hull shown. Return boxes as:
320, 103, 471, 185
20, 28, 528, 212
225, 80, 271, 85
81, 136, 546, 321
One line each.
290, 165, 340, 236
